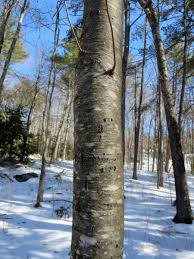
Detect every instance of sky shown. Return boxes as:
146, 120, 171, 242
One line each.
9, 0, 157, 133
12, 0, 68, 79
12, 0, 149, 81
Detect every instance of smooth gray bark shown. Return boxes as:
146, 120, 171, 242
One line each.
71, 0, 124, 258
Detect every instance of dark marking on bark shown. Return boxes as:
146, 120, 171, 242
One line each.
85, 177, 88, 190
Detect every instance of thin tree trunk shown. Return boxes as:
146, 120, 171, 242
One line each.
0, 0, 30, 100
133, 66, 138, 179
157, 84, 164, 188
165, 139, 170, 172
122, 0, 131, 163
71, 0, 124, 257
178, 0, 188, 135
62, 100, 72, 161
62, 117, 70, 161
140, 116, 144, 170
148, 117, 152, 171
133, 19, 147, 178
35, 6, 60, 207
156, 0, 164, 187
126, 129, 131, 168
20, 70, 41, 162
152, 105, 158, 172
191, 110, 194, 173
52, 84, 73, 161
51, 99, 68, 161
139, 0, 193, 223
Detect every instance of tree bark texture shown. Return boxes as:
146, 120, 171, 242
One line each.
139, 0, 193, 223
71, 0, 124, 258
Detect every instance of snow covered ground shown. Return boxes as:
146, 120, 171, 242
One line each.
0, 159, 194, 259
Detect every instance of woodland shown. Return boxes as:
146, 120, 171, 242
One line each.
0, 0, 194, 258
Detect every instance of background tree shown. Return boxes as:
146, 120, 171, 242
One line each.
0, 0, 30, 100
138, 0, 193, 224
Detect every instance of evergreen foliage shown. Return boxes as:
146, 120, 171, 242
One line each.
0, 106, 35, 160
0, 18, 28, 63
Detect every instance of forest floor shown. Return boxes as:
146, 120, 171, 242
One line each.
0, 158, 194, 259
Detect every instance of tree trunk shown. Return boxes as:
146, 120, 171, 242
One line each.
140, 116, 144, 170
133, 19, 147, 178
157, 84, 163, 188
20, 71, 41, 162
35, 7, 60, 207
132, 66, 138, 179
122, 0, 131, 163
147, 117, 152, 171
71, 0, 124, 258
139, 0, 193, 223
178, 0, 188, 135
0, 0, 30, 100
51, 92, 69, 161
165, 139, 170, 172
62, 101, 72, 161
126, 129, 131, 169
152, 105, 158, 172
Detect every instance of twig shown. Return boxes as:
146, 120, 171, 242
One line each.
105, 0, 116, 74
63, 0, 84, 53
0, 173, 14, 182
44, 199, 73, 204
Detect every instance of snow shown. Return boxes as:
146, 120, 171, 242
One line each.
80, 234, 97, 247
0, 159, 194, 258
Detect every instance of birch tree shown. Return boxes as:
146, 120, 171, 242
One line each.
71, 0, 124, 257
